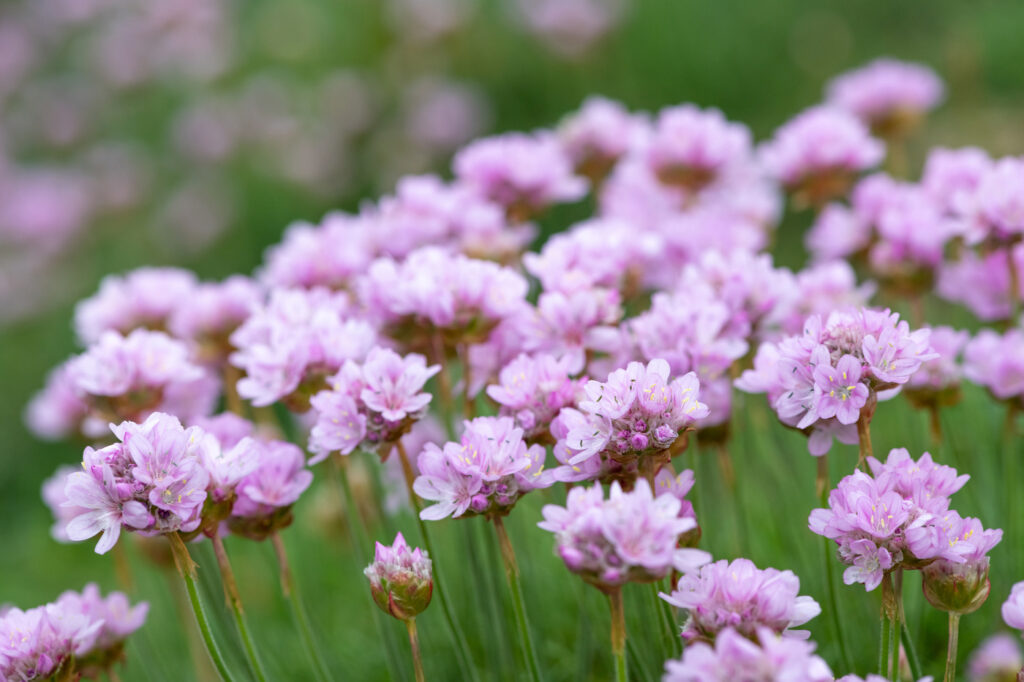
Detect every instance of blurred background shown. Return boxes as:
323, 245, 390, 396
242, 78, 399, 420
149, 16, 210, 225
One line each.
3, 0, 1024, 678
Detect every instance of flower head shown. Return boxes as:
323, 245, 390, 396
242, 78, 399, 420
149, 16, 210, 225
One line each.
1002, 581, 1024, 635
662, 627, 833, 681
645, 104, 752, 192
364, 532, 433, 621
967, 633, 1022, 682
414, 416, 553, 520
826, 58, 944, 134
539, 479, 709, 589
486, 353, 581, 443
662, 558, 821, 642
228, 438, 314, 540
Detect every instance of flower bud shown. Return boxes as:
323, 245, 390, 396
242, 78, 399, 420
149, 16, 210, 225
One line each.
364, 532, 433, 621
922, 558, 991, 615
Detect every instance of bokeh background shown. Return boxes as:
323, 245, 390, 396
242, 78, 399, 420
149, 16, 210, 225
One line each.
3, 0, 1024, 679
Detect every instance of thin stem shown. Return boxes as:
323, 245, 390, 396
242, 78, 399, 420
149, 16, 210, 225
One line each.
647, 582, 672, 661
459, 343, 476, 420
945, 612, 961, 682
210, 534, 269, 682
608, 588, 627, 682
167, 534, 237, 682
856, 412, 874, 471
431, 332, 455, 436
223, 364, 245, 417
901, 621, 924, 681
879, 611, 891, 678
1007, 243, 1022, 321
406, 619, 426, 682
271, 533, 331, 682
818, 453, 853, 672
492, 516, 543, 682
928, 406, 943, 447
716, 444, 735, 491
395, 443, 480, 681
654, 580, 680, 658
892, 568, 908, 682
332, 457, 408, 682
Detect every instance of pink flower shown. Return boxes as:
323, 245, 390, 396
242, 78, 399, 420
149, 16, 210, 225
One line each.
558, 96, 646, 180
485, 353, 581, 442
538, 479, 710, 589
24, 364, 90, 442
663, 627, 833, 681
414, 417, 553, 520
826, 58, 944, 130
259, 213, 375, 290
229, 438, 313, 539
964, 328, 1024, 405
646, 104, 752, 192
308, 347, 439, 461
1003, 581, 1024, 634
662, 558, 821, 642
806, 203, 872, 263
73, 267, 198, 345
167, 275, 261, 359
967, 633, 1022, 682
810, 354, 869, 426
364, 532, 433, 621
453, 131, 586, 218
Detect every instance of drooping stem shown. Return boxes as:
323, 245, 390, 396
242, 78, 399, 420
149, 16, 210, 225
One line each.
167, 533, 237, 682
608, 587, 627, 682
492, 516, 543, 682
945, 612, 961, 682
271, 532, 331, 682
395, 442, 480, 681
210, 534, 269, 682
406, 618, 426, 682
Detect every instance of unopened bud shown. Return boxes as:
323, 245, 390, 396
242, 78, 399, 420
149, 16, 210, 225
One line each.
364, 532, 433, 621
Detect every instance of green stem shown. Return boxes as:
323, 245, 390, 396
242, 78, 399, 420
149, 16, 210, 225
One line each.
492, 516, 543, 682
608, 588, 627, 682
271, 532, 332, 682
945, 612, 961, 682
879, 612, 891, 678
395, 443, 480, 681
333, 457, 409, 682
210, 534, 269, 682
901, 621, 924, 682
856, 410, 874, 471
817, 456, 853, 672
406, 618, 426, 682
167, 534, 238, 682
648, 582, 675, 660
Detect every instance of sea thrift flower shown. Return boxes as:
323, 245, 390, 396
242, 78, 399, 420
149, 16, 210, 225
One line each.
24, 364, 90, 441
1002, 582, 1024, 634
558, 96, 646, 183
759, 106, 885, 206
357, 246, 528, 353
0, 603, 100, 681
64, 329, 218, 435
538, 479, 710, 589
964, 329, 1024, 406
662, 627, 833, 681
62, 413, 213, 553
485, 353, 580, 443
921, 512, 1001, 614
258, 213, 375, 290
572, 359, 708, 466
520, 287, 623, 374
414, 416, 554, 520
74, 267, 198, 345
806, 203, 872, 263
972, 157, 1024, 242
646, 104, 752, 192
228, 438, 314, 540
662, 558, 821, 642
921, 146, 992, 218
967, 633, 1022, 682
167, 275, 261, 363
453, 131, 586, 219
229, 287, 376, 409
308, 347, 440, 461
364, 532, 433, 621
826, 58, 944, 135
54, 583, 149, 674
514, 0, 626, 59
772, 260, 875, 337
938, 246, 1024, 322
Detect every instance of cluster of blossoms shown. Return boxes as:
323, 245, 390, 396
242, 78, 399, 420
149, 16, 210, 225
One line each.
485, 353, 581, 443
662, 627, 833, 681
737, 308, 936, 455
551, 359, 709, 484
966, 633, 1022, 682
413, 416, 553, 520
364, 532, 433, 622
810, 448, 1001, 598
0, 585, 148, 681
309, 347, 440, 460
964, 328, 1024, 409
557, 97, 646, 184
660, 558, 821, 643
538, 479, 709, 590
825, 58, 945, 136
229, 287, 376, 409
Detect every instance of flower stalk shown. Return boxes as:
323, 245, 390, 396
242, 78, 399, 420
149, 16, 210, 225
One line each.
608, 587, 627, 682
493, 516, 543, 682
271, 532, 331, 682
945, 612, 961, 682
210, 533, 269, 682
406, 618, 426, 682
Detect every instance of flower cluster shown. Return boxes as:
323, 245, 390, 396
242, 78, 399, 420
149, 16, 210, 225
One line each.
964, 328, 1024, 408
826, 58, 944, 135
413, 416, 553, 520
557, 97, 645, 183
62, 413, 214, 553
538, 479, 709, 590
0, 585, 147, 681
229, 287, 376, 409
309, 347, 440, 461
1003, 582, 1024, 635
661, 558, 821, 642
227, 437, 314, 540
485, 353, 581, 443
553, 359, 708, 484
645, 104, 752, 193
737, 308, 936, 455
662, 627, 833, 681
364, 532, 433, 621
967, 633, 1022, 682
810, 448, 1000, 593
